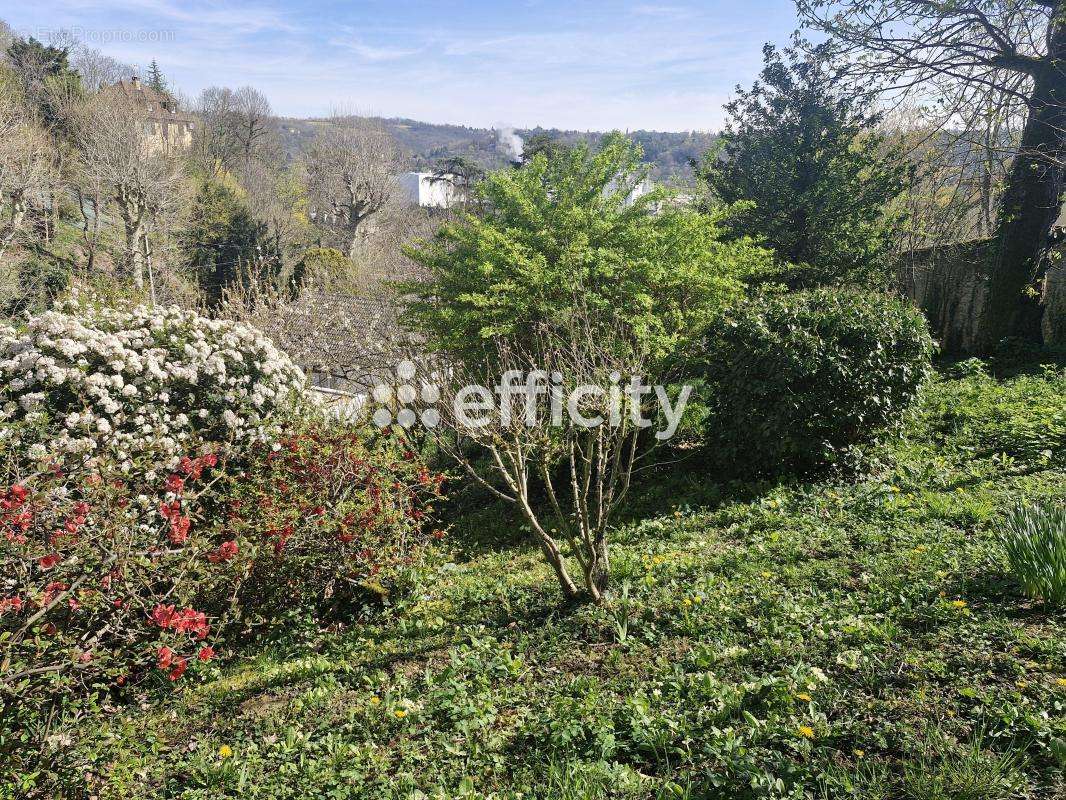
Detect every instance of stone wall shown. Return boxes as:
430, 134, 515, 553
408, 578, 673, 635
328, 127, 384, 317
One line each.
899, 239, 1065, 353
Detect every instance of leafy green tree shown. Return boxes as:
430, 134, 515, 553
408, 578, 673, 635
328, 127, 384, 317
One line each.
146, 60, 167, 94
700, 40, 907, 286
404, 132, 772, 366
5, 36, 82, 132
519, 132, 571, 165
184, 172, 274, 305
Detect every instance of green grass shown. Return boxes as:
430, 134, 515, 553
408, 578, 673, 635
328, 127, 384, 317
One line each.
49, 364, 1066, 799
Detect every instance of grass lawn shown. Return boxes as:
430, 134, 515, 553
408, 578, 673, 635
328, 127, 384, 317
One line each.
57, 362, 1065, 799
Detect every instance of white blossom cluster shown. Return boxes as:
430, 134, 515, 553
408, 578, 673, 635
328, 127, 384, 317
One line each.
0, 303, 307, 471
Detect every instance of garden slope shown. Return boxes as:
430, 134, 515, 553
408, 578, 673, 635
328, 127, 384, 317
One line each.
65, 364, 1066, 800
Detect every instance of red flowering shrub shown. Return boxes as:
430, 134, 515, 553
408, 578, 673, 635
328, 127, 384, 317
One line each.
0, 415, 441, 785
0, 449, 227, 773
206, 419, 445, 623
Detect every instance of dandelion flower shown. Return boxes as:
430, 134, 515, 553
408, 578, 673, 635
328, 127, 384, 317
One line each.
218, 744, 233, 759
795, 692, 812, 702
950, 599, 968, 609
798, 725, 815, 739
853, 749, 865, 758
1056, 678, 1066, 688
369, 696, 381, 706
394, 709, 407, 719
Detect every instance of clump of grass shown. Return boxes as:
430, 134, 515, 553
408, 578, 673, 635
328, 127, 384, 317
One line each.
1000, 501, 1066, 606
902, 734, 1026, 800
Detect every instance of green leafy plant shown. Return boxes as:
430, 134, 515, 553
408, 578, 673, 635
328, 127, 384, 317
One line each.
698, 287, 936, 475
403, 132, 773, 367
699, 39, 907, 288
1000, 501, 1066, 606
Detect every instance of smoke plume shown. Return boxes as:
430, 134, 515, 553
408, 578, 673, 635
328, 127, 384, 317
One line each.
495, 124, 524, 162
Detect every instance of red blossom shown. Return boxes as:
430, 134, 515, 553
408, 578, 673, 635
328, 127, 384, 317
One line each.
159, 500, 181, 520
0, 596, 23, 614
168, 515, 192, 545
38, 553, 61, 570
164, 474, 185, 494
207, 540, 238, 564
156, 645, 174, 669
151, 603, 177, 629
168, 658, 188, 681
197, 645, 215, 662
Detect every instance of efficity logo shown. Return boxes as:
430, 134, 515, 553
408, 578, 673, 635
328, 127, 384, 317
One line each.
367, 360, 442, 430
352, 360, 692, 441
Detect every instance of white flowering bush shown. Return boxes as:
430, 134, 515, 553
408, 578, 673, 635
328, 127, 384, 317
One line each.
0, 302, 445, 789
0, 300, 307, 472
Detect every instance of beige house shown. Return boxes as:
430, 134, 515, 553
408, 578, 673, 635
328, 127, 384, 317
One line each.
109, 76, 198, 154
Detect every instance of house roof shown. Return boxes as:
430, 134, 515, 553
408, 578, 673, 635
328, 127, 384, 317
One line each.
108, 78, 198, 124
291, 290, 419, 383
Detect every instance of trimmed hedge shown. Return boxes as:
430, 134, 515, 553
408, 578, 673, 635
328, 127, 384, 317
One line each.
699, 288, 936, 475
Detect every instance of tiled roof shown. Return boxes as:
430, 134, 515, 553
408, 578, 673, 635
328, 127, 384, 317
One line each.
294, 290, 420, 387
109, 79, 198, 124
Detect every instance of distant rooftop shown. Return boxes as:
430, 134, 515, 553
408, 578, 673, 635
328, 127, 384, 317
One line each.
109, 76, 197, 124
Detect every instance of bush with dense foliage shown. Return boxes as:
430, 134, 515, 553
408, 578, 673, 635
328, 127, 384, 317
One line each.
403, 132, 773, 365
0, 449, 227, 756
209, 422, 445, 624
0, 298, 306, 473
1000, 501, 1066, 607
699, 41, 906, 287
698, 288, 935, 474
0, 296, 445, 785
0, 415, 442, 781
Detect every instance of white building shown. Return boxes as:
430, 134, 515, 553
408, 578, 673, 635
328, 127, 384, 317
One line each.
396, 172, 466, 209
605, 175, 655, 208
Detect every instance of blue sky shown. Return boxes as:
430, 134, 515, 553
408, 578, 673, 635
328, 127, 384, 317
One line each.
3, 0, 800, 131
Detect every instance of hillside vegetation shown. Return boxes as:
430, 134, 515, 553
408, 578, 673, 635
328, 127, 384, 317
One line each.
275, 117, 716, 181
52, 361, 1066, 800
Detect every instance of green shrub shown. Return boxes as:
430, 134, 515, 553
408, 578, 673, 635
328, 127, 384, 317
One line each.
1000, 501, 1066, 607
698, 288, 935, 475
403, 132, 773, 365
934, 362, 1065, 467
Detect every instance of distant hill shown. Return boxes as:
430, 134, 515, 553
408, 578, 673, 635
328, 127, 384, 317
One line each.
275, 117, 717, 183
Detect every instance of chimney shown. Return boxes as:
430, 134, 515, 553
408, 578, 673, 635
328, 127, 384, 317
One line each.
131, 75, 141, 89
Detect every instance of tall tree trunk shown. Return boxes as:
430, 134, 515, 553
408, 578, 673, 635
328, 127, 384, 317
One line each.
121, 208, 146, 289
980, 16, 1066, 351
0, 192, 27, 263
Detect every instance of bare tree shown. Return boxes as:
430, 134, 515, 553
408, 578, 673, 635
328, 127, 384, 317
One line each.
75, 92, 183, 290
797, 0, 1065, 349
430, 314, 658, 604
193, 85, 278, 174
305, 115, 398, 259
71, 47, 134, 93
232, 86, 277, 167
0, 83, 52, 262
193, 86, 241, 171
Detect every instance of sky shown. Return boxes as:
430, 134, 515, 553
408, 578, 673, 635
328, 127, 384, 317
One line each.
1, 0, 801, 132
